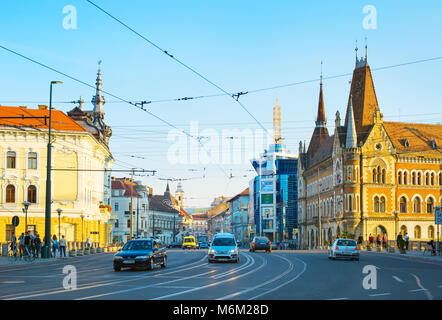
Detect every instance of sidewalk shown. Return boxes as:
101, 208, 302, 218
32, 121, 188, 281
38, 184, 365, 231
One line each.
364, 248, 442, 264
0, 256, 59, 267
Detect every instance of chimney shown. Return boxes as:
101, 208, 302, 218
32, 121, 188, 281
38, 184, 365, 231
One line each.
38, 105, 48, 110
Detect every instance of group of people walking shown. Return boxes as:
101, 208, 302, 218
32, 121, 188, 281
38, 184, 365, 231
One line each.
367, 233, 389, 248
10, 232, 68, 259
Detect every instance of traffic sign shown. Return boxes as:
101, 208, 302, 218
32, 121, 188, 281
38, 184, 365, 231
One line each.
12, 216, 19, 227
435, 208, 442, 225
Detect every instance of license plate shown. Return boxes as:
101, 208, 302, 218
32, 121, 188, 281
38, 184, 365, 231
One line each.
123, 260, 135, 264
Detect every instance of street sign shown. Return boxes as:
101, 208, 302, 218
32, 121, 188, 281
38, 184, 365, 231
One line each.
12, 216, 19, 227
435, 208, 442, 225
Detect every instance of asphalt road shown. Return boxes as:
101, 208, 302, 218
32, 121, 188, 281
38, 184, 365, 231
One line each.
0, 249, 440, 300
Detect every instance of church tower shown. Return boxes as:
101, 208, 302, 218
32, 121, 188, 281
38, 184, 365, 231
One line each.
175, 182, 185, 207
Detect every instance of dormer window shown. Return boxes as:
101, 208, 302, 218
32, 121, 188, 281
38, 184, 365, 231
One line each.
431, 140, 437, 149
404, 139, 409, 148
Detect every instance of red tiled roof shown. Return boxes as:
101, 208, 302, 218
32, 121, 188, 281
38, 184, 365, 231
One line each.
111, 179, 141, 197
0, 106, 86, 132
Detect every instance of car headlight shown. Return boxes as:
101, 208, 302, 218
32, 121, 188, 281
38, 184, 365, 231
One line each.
113, 255, 122, 260
229, 249, 237, 254
135, 255, 149, 260
209, 249, 216, 254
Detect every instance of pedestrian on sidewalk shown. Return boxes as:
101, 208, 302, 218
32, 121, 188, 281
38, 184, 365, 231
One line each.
34, 233, 41, 258
368, 234, 373, 246
404, 233, 409, 250
10, 232, 17, 259
29, 232, 36, 258
24, 232, 31, 259
52, 235, 59, 258
86, 237, 91, 249
376, 234, 381, 247
59, 235, 67, 258
383, 233, 388, 249
396, 233, 403, 249
18, 233, 25, 259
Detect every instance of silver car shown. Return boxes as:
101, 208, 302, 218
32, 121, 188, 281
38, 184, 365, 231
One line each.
328, 239, 360, 261
208, 235, 239, 263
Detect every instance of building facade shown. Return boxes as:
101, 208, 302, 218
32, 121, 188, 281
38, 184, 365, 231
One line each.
298, 50, 442, 249
227, 188, 250, 244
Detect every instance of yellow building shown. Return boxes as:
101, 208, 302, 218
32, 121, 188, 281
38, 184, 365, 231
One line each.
0, 67, 114, 248
298, 50, 442, 249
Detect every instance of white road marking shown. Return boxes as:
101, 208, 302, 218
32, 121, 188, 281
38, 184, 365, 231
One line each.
409, 273, 433, 300
1, 281, 25, 284
408, 288, 427, 293
328, 297, 349, 300
369, 293, 392, 297
392, 276, 404, 283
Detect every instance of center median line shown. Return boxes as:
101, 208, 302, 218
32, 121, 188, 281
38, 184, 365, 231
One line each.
4, 253, 208, 300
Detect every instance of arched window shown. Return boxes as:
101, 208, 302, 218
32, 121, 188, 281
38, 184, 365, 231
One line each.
382, 169, 386, 184
439, 172, 442, 186
6, 185, 15, 203
403, 171, 408, 185
430, 172, 435, 186
374, 196, 380, 213
400, 225, 408, 236
398, 171, 402, 185
414, 226, 421, 239
412, 172, 416, 185
425, 172, 429, 185
400, 197, 407, 213
27, 185, 37, 203
380, 197, 386, 213
372, 169, 377, 183
413, 197, 421, 213
428, 226, 434, 239
417, 172, 422, 185
7, 151, 16, 169
426, 197, 434, 214
377, 167, 382, 184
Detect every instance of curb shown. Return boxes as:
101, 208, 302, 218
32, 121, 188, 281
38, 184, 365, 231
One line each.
363, 250, 442, 264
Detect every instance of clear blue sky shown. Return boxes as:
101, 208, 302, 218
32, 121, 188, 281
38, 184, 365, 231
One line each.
1, 0, 442, 207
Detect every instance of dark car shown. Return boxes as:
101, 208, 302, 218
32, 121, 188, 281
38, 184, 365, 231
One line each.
198, 241, 208, 249
167, 241, 182, 248
271, 242, 279, 250
113, 239, 167, 271
250, 236, 271, 253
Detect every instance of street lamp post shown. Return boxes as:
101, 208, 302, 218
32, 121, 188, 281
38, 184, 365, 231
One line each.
42, 80, 62, 259
57, 208, 62, 241
22, 201, 30, 232
393, 211, 398, 249
80, 214, 84, 249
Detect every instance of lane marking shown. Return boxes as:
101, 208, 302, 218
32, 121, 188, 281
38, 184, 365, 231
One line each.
151, 253, 267, 300
369, 293, 392, 297
218, 254, 294, 300
409, 273, 433, 300
4, 253, 209, 300
247, 256, 307, 300
328, 297, 349, 300
1, 281, 25, 284
408, 288, 428, 293
392, 276, 404, 283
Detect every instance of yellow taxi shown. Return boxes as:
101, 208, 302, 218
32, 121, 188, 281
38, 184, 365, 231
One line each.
182, 236, 197, 249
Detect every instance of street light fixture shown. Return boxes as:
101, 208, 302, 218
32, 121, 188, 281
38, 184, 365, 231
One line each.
22, 201, 30, 232
43, 80, 63, 259
57, 208, 62, 241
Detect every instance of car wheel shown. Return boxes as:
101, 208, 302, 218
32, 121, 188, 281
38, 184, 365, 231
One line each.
161, 256, 167, 268
113, 265, 121, 272
146, 259, 153, 271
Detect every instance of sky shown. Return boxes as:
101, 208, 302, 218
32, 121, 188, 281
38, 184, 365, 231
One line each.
1, 0, 442, 207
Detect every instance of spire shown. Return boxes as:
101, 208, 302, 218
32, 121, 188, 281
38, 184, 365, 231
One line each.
165, 182, 170, 195
78, 96, 84, 110
315, 69, 326, 127
346, 95, 358, 148
92, 60, 105, 115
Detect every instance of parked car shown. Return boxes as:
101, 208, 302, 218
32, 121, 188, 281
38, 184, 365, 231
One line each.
208, 233, 239, 263
249, 236, 271, 253
182, 236, 197, 249
328, 239, 360, 261
271, 242, 279, 250
113, 239, 167, 271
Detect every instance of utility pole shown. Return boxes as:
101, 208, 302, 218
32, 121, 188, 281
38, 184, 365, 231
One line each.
43, 81, 62, 258
129, 169, 134, 240
317, 166, 322, 249
136, 195, 139, 237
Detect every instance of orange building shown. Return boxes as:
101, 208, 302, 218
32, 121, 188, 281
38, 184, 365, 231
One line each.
297, 50, 441, 249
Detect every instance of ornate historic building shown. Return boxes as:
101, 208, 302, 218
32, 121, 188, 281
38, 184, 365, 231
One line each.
298, 50, 442, 249
0, 65, 114, 247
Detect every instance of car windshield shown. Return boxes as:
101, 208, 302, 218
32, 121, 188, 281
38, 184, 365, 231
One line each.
122, 240, 152, 251
212, 238, 236, 246
255, 237, 269, 242
184, 238, 194, 243
336, 240, 357, 246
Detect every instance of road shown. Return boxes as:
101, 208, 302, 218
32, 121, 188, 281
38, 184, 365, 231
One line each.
0, 250, 441, 300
